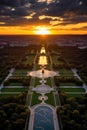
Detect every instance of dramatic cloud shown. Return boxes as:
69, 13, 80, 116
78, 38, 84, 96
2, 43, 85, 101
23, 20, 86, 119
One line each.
0, 0, 87, 34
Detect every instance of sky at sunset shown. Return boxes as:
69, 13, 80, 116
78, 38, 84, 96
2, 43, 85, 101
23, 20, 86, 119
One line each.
0, 0, 87, 35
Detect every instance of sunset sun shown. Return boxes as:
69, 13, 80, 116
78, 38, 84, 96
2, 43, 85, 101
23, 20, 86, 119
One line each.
35, 27, 50, 35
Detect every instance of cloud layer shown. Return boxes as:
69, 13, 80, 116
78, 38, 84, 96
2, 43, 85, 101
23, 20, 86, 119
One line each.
0, 0, 87, 31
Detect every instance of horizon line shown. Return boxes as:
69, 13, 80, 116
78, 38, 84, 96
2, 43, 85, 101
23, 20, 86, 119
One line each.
0, 34, 87, 36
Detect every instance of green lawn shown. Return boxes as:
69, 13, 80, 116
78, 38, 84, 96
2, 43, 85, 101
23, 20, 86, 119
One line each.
51, 55, 60, 63
24, 55, 35, 65
35, 65, 41, 70
46, 92, 55, 106
31, 92, 41, 106
35, 65, 50, 70
0, 94, 20, 98
8, 82, 22, 86
1, 88, 27, 92
67, 93, 85, 98
59, 73, 74, 77
60, 88, 85, 92
58, 60, 65, 65
34, 78, 41, 86
12, 69, 30, 77
59, 82, 77, 86
34, 77, 52, 87
58, 69, 74, 77
45, 65, 51, 70
46, 78, 52, 86
51, 55, 65, 65
59, 69, 73, 73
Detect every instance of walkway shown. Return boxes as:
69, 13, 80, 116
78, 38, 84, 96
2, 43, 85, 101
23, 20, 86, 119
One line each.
72, 68, 87, 92
0, 68, 15, 89
72, 68, 82, 80
28, 109, 34, 130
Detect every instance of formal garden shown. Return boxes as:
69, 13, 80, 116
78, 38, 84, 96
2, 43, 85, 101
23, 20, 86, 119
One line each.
0, 43, 87, 130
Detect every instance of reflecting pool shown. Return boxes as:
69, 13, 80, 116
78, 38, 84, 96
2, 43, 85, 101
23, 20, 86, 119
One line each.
33, 106, 54, 130
38, 56, 48, 66
40, 47, 46, 54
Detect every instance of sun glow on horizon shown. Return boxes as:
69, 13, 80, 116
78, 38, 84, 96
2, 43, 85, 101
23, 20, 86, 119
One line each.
35, 27, 50, 35
0, 23, 87, 35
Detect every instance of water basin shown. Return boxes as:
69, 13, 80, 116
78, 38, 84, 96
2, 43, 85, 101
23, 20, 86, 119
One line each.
33, 106, 54, 130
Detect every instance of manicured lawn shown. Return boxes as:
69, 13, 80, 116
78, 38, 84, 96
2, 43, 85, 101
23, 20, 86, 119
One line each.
0, 94, 20, 98
59, 69, 73, 73
34, 77, 52, 87
51, 55, 65, 65
31, 92, 41, 106
46, 92, 55, 106
35, 65, 50, 70
9, 82, 22, 86
1, 88, 27, 92
58, 60, 65, 65
12, 69, 30, 77
59, 82, 77, 86
59, 73, 74, 77
34, 78, 41, 86
51, 55, 60, 63
45, 65, 50, 70
67, 93, 85, 98
60, 88, 85, 92
46, 78, 52, 86
58, 69, 74, 76
24, 55, 35, 65
35, 65, 41, 70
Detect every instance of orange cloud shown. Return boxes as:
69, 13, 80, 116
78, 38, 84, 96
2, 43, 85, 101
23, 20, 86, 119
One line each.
0, 22, 87, 35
